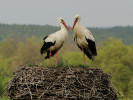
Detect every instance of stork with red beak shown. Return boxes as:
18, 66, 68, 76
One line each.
41, 17, 69, 65
72, 15, 97, 63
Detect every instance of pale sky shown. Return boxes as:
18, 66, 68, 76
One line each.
0, 0, 133, 27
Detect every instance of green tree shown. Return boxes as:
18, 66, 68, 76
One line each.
13, 36, 44, 66
0, 56, 11, 96
93, 38, 133, 98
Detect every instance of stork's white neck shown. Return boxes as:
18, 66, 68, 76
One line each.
58, 22, 69, 41
59, 23, 67, 31
74, 21, 80, 30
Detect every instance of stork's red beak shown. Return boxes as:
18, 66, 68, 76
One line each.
72, 19, 77, 30
63, 22, 69, 31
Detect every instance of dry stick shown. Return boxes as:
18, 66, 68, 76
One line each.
68, 68, 84, 90
60, 82, 66, 96
25, 79, 33, 100
39, 90, 47, 99
88, 86, 94, 99
65, 91, 70, 98
111, 82, 121, 96
75, 75, 82, 86
36, 84, 38, 93
60, 82, 65, 87
39, 83, 55, 99
68, 67, 74, 74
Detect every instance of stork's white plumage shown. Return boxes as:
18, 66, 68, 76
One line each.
41, 17, 69, 65
72, 15, 97, 63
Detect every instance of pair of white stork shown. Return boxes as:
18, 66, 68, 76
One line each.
41, 15, 97, 65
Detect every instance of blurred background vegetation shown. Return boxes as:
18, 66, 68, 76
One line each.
0, 24, 133, 99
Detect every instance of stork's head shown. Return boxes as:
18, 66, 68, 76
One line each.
58, 17, 69, 31
72, 14, 81, 30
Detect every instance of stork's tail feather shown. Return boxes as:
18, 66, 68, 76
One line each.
83, 48, 95, 61
85, 37, 97, 56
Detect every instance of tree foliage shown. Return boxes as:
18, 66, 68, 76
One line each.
93, 38, 133, 98
0, 24, 133, 45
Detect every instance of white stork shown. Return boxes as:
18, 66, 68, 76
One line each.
72, 15, 97, 63
41, 17, 69, 65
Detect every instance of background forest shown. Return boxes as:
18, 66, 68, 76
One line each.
0, 24, 133, 99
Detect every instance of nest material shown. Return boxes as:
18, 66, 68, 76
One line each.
7, 66, 118, 100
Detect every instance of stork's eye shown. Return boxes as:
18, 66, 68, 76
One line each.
61, 19, 64, 22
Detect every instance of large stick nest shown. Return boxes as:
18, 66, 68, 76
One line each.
6, 66, 118, 100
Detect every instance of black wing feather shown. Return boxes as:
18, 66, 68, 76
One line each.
43, 36, 48, 40
85, 37, 97, 56
40, 41, 56, 55
45, 43, 64, 59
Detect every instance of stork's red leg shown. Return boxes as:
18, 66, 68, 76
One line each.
49, 49, 51, 65
56, 50, 58, 65
82, 48, 85, 64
